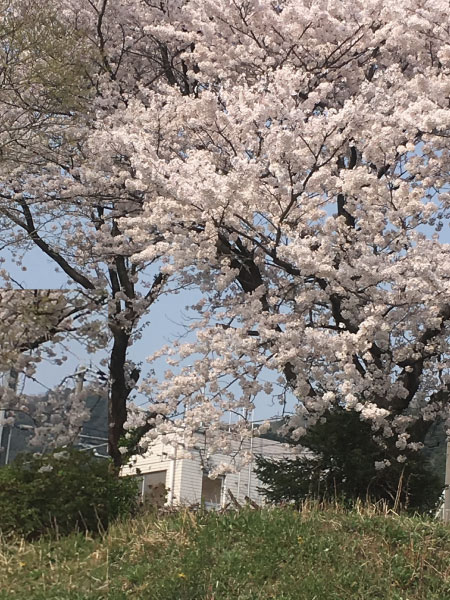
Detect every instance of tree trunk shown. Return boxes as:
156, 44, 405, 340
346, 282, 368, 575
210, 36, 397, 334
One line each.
108, 328, 131, 469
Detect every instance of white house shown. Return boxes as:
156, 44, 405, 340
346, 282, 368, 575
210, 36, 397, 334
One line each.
121, 428, 293, 508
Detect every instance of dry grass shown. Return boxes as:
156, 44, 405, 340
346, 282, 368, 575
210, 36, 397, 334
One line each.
0, 531, 106, 599
1, 503, 449, 600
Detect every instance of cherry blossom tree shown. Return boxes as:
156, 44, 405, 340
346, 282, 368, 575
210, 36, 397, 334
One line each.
1, 0, 449, 468
0, 0, 190, 465
118, 0, 450, 461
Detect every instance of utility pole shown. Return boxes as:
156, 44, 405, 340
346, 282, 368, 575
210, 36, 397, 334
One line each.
75, 364, 86, 395
444, 440, 450, 524
0, 373, 6, 463
1, 369, 19, 466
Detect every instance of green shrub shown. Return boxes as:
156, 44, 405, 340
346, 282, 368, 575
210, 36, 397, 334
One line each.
255, 409, 444, 514
0, 447, 139, 539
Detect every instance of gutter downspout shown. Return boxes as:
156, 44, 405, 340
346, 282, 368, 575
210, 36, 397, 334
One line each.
5, 424, 12, 465
169, 445, 177, 506
247, 411, 255, 498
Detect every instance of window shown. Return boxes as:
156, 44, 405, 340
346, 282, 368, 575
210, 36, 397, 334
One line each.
143, 470, 167, 506
201, 474, 222, 507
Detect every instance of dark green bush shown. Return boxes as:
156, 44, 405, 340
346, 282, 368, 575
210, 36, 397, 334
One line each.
0, 447, 139, 539
255, 409, 444, 514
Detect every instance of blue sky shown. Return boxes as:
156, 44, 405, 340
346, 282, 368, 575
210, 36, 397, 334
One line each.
3, 243, 295, 421
3, 218, 449, 422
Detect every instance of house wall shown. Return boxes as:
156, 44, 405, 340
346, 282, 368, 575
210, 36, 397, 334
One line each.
177, 452, 204, 505
121, 437, 184, 504
206, 435, 292, 506
174, 450, 264, 506
121, 431, 294, 507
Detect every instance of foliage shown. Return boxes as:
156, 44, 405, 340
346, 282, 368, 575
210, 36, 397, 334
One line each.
0, 447, 139, 540
1, 505, 449, 599
118, 425, 150, 466
255, 409, 444, 513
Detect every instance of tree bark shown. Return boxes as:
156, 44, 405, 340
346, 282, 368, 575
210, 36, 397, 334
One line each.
108, 327, 135, 468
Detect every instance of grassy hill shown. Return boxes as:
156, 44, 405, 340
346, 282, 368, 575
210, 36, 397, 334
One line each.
1, 504, 449, 600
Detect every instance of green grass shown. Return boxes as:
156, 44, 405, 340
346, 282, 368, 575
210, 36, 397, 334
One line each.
1, 504, 449, 600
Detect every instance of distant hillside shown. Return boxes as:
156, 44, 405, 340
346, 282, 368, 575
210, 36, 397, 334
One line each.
0, 392, 107, 465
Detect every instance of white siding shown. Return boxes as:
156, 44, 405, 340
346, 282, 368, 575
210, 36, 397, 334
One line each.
179, 454, 204, 504
121, 437, 184, 504
207, 435, 295, 506
121, 430, 296, 508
